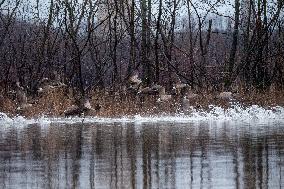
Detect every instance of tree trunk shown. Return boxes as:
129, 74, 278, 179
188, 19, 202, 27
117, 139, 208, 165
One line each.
225, 0, 240, 90
140, 0, 150, 85
186, 0, 195, 85
127, 0, 136, 79
154, 0, 162, 83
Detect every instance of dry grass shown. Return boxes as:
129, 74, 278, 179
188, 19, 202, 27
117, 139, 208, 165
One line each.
0, 87, 283, 118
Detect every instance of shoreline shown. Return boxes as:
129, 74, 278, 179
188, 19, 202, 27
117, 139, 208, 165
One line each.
1, 105, 284, 126
0, 88, 283, 119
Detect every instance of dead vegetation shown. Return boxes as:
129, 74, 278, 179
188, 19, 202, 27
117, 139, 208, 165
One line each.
0, 86, 283, 118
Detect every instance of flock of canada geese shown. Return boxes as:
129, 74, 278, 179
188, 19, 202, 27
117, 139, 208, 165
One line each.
14, 72, 234, 117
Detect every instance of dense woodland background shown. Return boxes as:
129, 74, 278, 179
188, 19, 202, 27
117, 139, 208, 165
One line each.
0, 0, 283, 97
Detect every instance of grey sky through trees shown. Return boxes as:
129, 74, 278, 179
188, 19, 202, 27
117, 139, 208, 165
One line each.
2, 0, 234, 23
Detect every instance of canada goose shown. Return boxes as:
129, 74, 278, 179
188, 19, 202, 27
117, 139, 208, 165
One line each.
217, 92, 233, 100
15, 82, 32, 110
172, 84, 189, 96
135, 85, 160, 104
38, 77, 50, 87
52, 81, 67, 88
157, 87, 172, 102
174, 83, 189, 90
82, 98, 92, 110
50, 71, 67, 87
128, 72, 142, 92
186, 91, 198, 99
181, 96, 190, 112
138, 86, 160, 95
64, 105, 83, 117
137, 87, 151, 94
64, 97, 94, 117
37, 84, 55, 95
150, 84, 163, 91
16, 82, 26, 101
17, 103, 32, 111
37, 77, 66, 95
129, 73, 142, 85
172, 76, 189, 95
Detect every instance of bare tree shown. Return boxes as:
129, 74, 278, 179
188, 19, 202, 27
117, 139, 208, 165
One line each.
225, 0, 240, 90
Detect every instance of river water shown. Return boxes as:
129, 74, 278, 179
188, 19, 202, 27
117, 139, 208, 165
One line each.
1, 118, 284, 189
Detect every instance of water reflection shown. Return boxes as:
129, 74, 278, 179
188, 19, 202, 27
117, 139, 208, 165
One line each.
0, 121, 284, 188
